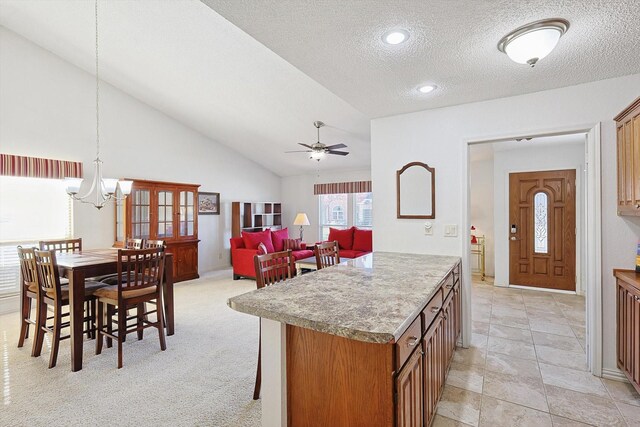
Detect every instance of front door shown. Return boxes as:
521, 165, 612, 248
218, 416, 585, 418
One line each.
509, 170, 576, 291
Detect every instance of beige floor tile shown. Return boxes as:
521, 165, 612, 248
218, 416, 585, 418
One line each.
489, 324, 534, 344
473, 321, 490, 335
539, 363, 608, 397
532, 331, 583, 352
545, 384, 626, 426
529, 319, 575, 337
474, 310, 492, 323
471, 333, 488, 349
482, 370, 548, 412
615, 401, 640, 425
550, 415, 593, 426
453, 346, 487, 367
535, 345, 588, 371
488, 336, 537, 360
490, 312, 530, 329
446, 362, 485, 394
527, 312, 570, 325
525, 305, 565, 316
562, 309, 586, 324
436, 385, 482, 427
485, 352, 541, 379
479, 396, 552, 427
432, 414, 474, 426
492, 305, 529, 319
602, 378, 640, 406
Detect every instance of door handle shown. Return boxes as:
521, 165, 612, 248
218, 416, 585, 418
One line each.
510, 236, 520, 241
406, 336, 420, 347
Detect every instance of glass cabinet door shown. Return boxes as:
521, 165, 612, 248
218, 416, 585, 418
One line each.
115, 187, 125, 242
131, 188, 151, 239
179, 190, 195, 237
157, 190, 174, 239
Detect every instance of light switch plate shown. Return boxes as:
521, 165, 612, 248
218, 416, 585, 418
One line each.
424, 222, 433, 235
444, 224, 458, 237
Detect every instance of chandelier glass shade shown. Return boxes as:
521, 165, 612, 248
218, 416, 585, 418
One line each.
498, 19, 569, 67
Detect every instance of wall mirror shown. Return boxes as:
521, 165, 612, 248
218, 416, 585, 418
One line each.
397, 162, 436, 219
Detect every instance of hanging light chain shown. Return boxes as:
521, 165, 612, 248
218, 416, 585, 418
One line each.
95, 0, 100, 159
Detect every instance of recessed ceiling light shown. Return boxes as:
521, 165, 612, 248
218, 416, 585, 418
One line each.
498, 18, 569, 67
418, 85, 436, 94
383, 29, 409, 45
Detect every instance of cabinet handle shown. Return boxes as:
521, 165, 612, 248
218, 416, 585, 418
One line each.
407, 336, 420, 347
431, 306, 440, 313
636, 204, 640, 209
635, 296, 640, 302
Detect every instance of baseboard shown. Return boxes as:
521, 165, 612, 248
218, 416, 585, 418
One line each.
601, 367, 630, 383
0, 294, 19, 315
508, 284, 576, 295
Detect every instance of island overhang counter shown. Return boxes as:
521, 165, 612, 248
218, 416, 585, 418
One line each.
228, 251, 462, 427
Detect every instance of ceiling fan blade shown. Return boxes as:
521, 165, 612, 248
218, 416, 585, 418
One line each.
327, 150, 349, 156
298, 143, 314, 149
325, 143, 347, 150
285, 150, 312, 153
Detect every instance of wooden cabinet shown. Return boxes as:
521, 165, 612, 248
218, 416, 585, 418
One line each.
614, 96, 640, 216
231, 201, 282, 238
396, 347, 424, 427
422, 313, 444, 426
115, 179, 200, 282
614, 269, 640, 394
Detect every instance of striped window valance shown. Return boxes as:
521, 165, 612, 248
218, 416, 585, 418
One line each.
314, 180, 372, 195
0, 154, 83, 179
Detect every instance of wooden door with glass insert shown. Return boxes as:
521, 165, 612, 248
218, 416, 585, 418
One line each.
509, 170, 576, 291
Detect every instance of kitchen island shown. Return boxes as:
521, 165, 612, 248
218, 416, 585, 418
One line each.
228, 252, 462, 427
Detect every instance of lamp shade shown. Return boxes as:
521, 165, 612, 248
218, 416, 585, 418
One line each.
293, 213, 310, 226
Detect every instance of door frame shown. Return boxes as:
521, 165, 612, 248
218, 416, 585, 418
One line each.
460, 123, 602, 376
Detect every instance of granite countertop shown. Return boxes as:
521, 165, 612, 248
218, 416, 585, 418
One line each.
227, 252, 461, 344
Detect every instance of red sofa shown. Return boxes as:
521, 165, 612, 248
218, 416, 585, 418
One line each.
324, 227, 372, 259
230, 228, 313, 280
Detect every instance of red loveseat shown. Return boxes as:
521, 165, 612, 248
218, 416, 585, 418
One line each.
324, 227, 372, 259
230, 228, 313, 280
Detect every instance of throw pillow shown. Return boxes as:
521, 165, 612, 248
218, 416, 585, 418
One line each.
271, 228, 289, 252
328, 227, 355, 250
283, 238, 302, 251
256, 242, 268, 255
352, 228, 373, 252
242, 229, 274, 253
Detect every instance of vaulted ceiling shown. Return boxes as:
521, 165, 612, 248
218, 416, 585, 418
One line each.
1, 1, 639, 176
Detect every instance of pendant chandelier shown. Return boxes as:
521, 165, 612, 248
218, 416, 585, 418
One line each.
65, 0, 132, 209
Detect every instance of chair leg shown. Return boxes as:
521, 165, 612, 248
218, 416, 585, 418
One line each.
18, 294, 31, 348
25, 297, 32, 339
49, 304, 61, 369
95, 301, 104, 355
32, 300, 47, 357
253, 322, 261, 400
137, 303, 144, 341
85, 300, 91, 339
106, 304, 113, 348
117, 304, 126, 369
157, 295, 166, 352
88, 299, 97, 339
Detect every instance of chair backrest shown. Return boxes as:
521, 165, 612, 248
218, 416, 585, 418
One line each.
126, 238, 144, 249
315, 241, 340, 270
39, 238, 82, 253
145, 239, 166, 249
254, 250, 294, 289
117, 247, 165, 295
33, 249, 63, 301
17, 246, 38, 290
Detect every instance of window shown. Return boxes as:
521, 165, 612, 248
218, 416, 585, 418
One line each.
319, 192, 372, 240
534, 192, 548, 254
0, 176, 72, 296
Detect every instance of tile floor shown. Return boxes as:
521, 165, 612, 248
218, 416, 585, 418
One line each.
435, 277, 640, 427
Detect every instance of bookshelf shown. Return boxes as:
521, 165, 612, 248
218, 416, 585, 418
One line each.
232, 201, 282, 237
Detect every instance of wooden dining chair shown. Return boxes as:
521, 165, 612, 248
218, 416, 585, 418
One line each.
17, 246, 39, 348
94, 247, 167, 369
315, 241, 340, 270
126, 238, 144, 249
252, 250, 295, 400
39, 238, 82, 253
32, 249, 104, 368
144, 239, 166, 249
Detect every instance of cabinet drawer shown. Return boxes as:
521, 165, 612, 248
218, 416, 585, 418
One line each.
452, 263, 460, 284
422, 288, 443, 331
442, 274, 455, 298
395, 317, 422, 370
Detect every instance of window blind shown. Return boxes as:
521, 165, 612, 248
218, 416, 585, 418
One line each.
313, 180, 372, 195
0, 153, 83, 179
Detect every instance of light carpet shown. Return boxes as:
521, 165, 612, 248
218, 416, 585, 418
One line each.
0, 269, 261, 427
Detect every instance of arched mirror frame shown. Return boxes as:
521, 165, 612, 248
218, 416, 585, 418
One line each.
396, 161, 436, 219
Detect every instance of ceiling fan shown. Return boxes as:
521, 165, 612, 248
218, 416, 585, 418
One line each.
286, 121, 349, 161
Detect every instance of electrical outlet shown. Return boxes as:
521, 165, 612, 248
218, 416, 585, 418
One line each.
424, 222, 433, 235
444, 224, 458, 237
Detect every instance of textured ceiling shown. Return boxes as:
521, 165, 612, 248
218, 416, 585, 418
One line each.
204, 0, 640, 118
469, 133, 586, 162
0, 0, 371, 176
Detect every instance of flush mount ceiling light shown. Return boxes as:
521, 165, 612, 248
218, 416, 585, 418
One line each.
383, 29, 409, 45
497, 18, 569, 67
417, 84, 436, 94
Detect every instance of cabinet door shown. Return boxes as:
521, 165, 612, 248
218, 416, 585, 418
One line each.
629, 284, 640, 386
175, 244, 198, 280
624, 120, 634, 205
178, 190, 197, 239
156, 189, 175, 240
633, 112, 640, 206
423, 314, 443, 427
130, 186, 152, 239
396, 346, 423, 427
617, 282, 627, 371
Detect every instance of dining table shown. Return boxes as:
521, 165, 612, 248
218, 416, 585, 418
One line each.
55, 248, 175, 372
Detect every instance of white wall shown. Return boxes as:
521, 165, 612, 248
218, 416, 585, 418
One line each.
0, 27, 281, 273
371, 74, 640, 373
469, 156, 495, 277
281, 169, 371, 244
492, 143, 586, 291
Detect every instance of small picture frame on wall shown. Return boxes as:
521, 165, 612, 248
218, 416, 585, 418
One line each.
198, 192, 220, 215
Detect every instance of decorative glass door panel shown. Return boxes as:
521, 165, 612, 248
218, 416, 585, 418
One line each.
179, 190, 195, 237
157, 190, 174, 238
131, 188, 151, 239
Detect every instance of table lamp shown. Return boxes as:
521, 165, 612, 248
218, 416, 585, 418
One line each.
293, 213, 310, 241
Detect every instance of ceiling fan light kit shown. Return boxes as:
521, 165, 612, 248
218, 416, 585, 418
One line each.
498, 18, 570, 67
285, 120, 350, 162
